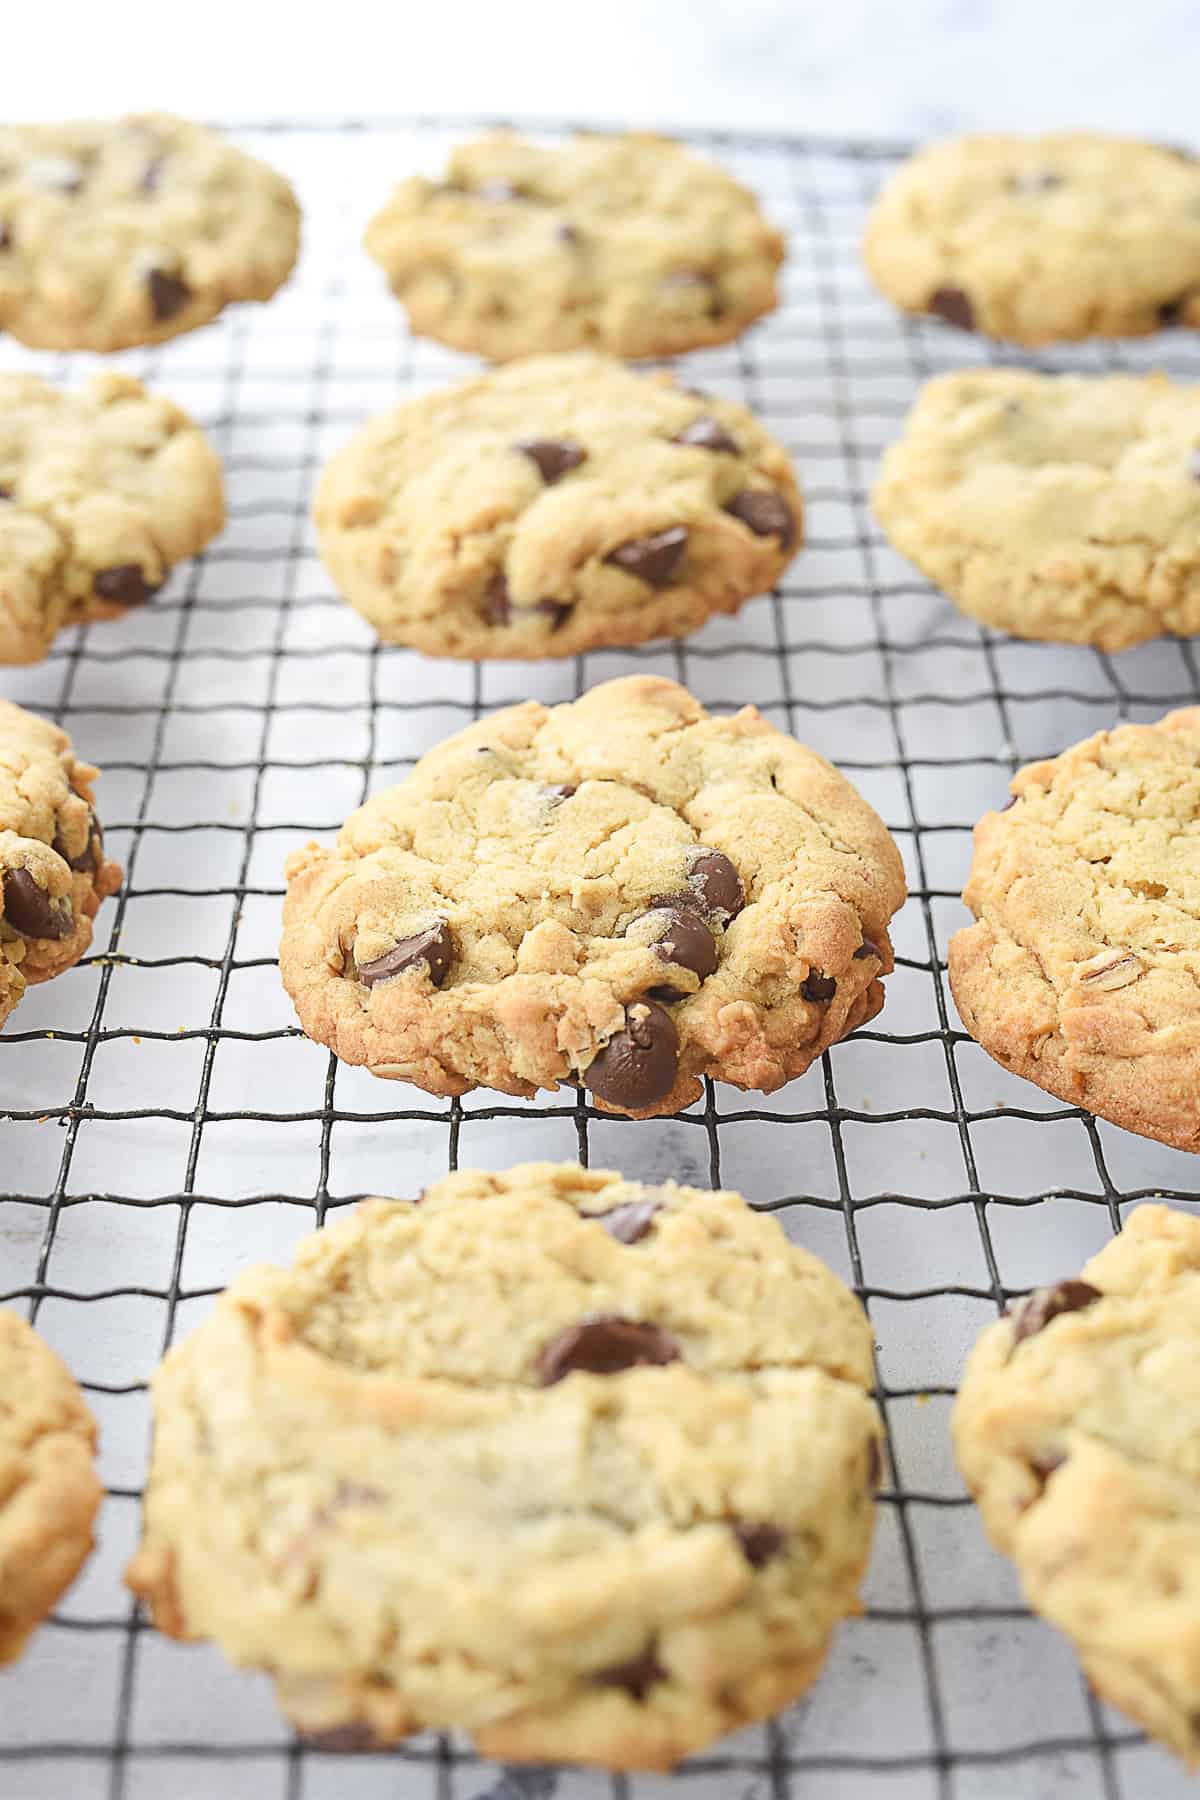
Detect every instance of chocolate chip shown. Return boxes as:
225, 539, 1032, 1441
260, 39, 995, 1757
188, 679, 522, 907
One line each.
357, 921, 454, 989
732, 1521, 786, 1568
854, 939, 880, 961
1189, 449, 1200, 482
604, 526, 688, 589
53, 810, 101, 874
1010, 1280, 1102, 1345
802, 971, 837, 1003
644, 904, 717, 982
534, 598, 573, 629
592, 1645, 667, 1701
146, 266, 191, 322
484, 573, 511, 626
93, 564, 159, 608
3, 867, 71, 940
536, 1314, 681, 1386
556, 220, 582, 245
584, 1000, 678, 1110
587, 1199, 661, 1244
139, 158, 164, 195
476, 179, 521, 202
300, 1723, 381, 1752
688, 848, 744, 919
673, 415, 741, 454
0, 484, 11, 501
544, 783, 576, 803
723, 489, 795, 550
928, 286, 976, 330
515, 438, 587, 484
0, 222, 10, 251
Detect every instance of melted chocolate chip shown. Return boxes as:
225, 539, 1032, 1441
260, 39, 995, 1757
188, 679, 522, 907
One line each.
515, 437, 587, 484
929, 285, 976, 330
688, 848, 744, 919
139, 158, 165, 195
52, 810, 101, 874
644, 904, 717, 982
587, 1199, 661, 1244
604, 526, 688, 589
854, 939, 880, 961
802, 971, 837, 1003
723, 489, 796, 549
534, 598, 573, 629
593, 1645, 667, 1701
732, 1521, 786, 1568
1011, 1280, 1102, 1345
147, 266, 191, 322
536, 1315, 681, 1386
357, 921, 454, 989
673, 415, 741, 454
94, 564, 159, 608
484, 572, 511, 626
544, 783, 576, 803
3, 868, 71, 940
584, 1000, 678, 1110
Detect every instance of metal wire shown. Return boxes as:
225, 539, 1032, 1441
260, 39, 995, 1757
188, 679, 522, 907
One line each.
1, 118, 1198, 1800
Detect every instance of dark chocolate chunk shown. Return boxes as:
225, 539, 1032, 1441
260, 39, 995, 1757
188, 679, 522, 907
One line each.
587, 1199, 661, 1245
928, 285, 976, 330
484, 572, 511, 626
673, 415, 741, 455
1010, 1280, 1102, 1345
688, 848, 744, 919
515, 438, 587, 484
731, 1521, 786, 1568
3, 867, 71, 939
147, 266, 191, 322
94, 564, 159, 608
357, 921, 454, 989
583, 1000, 679, 1110
644, 904, 717, 982
536, 1314, 681, 1386
723, 489, 796, 549
52, 810, 101, 874
592, 1645, 667, 1701
604, 526, 688, 589
802, 971, 837, 1003
854, 939, 880, 961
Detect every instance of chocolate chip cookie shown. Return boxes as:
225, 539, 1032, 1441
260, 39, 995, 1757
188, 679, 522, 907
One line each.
954, 1204, 1200, 1767
315, 353, 801, 658
874, 370, 1200, 650
864, 133, 1200, 344
0, 1310, 102, 1664
127, 1161, 882, 1768
0, 371, 224, 664
0, 112, 300, 350
0, 700, 121, 1029
280, 676, 905, 1118
365, 132, 784, 361
950, 709, 1200, 1150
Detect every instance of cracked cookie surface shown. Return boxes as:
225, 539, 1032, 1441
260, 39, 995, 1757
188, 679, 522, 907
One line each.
864, 133, 1200, 344
0, 1310, 102, 1664
0, 700, 122, 1029
949, 709, 1200, 1149
315, 353, 801, 658
0, 112, 300, 350
365, 132, 783, 361
954, 1204, 1200, 1767
873, 370, 1200, 650
127, 1160, 882, 1769
0, 371, 224, 664
279, 676, 905, 1117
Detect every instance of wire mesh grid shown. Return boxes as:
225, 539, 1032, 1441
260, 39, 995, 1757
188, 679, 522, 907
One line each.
1, 115, 1199, 1800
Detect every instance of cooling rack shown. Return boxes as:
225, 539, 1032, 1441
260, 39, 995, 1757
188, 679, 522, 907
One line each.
1, 115, 1198, 1800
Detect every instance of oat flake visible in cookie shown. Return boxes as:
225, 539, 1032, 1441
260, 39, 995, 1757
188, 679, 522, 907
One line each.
950, 708, 1200, 1150
315, 352, 802, 659
864, 133, 1200, 345
954, 1204, 1200, 1767
0, 699, 122, 1029
873, 369, 1200, 650
365, 132, 783, 361
127, 1161, 882, 1769
0, 112, 300, 351
279, 675, 905, 1118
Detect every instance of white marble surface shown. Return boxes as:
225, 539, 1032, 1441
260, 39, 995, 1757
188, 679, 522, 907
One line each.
18, 0, 1200, 142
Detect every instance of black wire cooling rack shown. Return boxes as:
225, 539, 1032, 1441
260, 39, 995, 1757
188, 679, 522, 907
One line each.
2, 116, 1199, 1800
